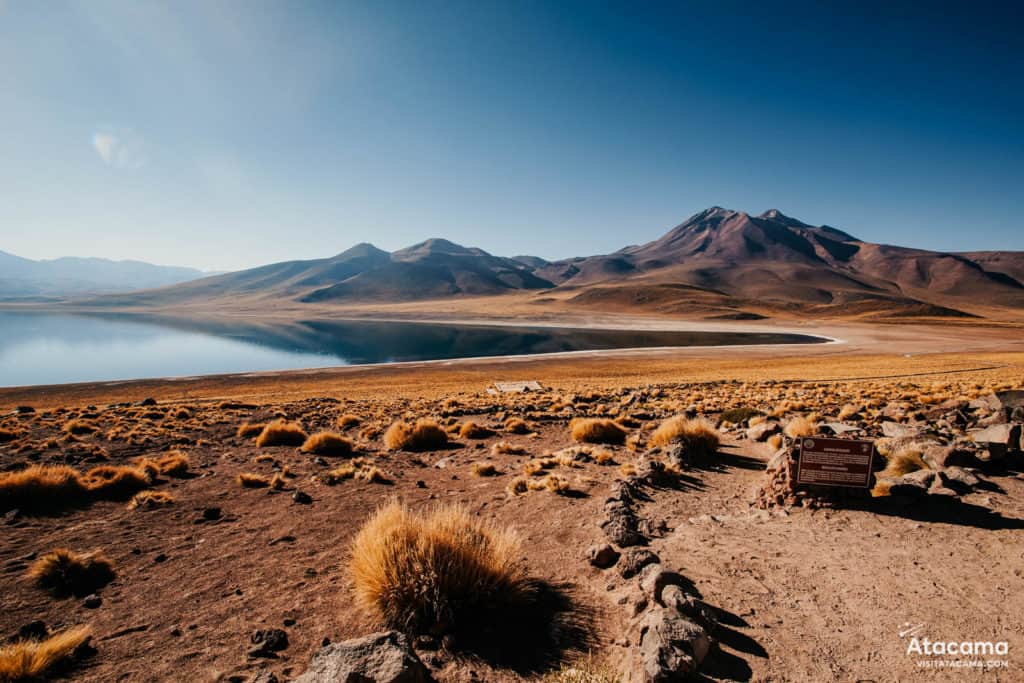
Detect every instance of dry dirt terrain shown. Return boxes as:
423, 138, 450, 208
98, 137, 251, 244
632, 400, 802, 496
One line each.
2, 323, 1024, 682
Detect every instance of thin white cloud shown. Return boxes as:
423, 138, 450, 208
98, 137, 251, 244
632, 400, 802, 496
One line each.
92, 127, 147, 169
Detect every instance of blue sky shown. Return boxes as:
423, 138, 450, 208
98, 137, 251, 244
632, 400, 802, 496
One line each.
1, 0, 1021, 271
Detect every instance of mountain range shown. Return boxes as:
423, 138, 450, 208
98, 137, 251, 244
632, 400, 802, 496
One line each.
0, 251, 209, 300
19, 207, 1024, 319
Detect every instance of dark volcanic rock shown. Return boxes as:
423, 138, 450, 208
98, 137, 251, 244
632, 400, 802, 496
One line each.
291, 630, 429, 683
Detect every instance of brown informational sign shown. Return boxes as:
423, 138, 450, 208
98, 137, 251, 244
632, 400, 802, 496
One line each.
796, 437, 876, 488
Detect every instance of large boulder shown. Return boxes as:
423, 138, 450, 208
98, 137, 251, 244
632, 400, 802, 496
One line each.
291, 631, 430, 683
634, 609, 710, 682
971, 423, 1022, 459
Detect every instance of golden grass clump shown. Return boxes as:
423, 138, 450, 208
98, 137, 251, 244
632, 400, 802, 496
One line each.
0, 625, 92, 682
0, 465, 89, 511
127, 490, 175, 509
837, 404, 863, 421
783, 416, 818, 439
649, 416, 720, 458
507, 476, 530, 495
62, 420, 97, 436
767, 433, 784, 451
28, 549, 115, 597
458, 421, 493, 439
255, 419, 308, 447
236, 421, 265, 438
301, 431, 355, 457
569, 418, 628, 445
154, 451, 190, 476
81, 465, 152, 499
871, 445, 930, 496
523, 457, 559, 476
383, 419, 448, 451
237, 472, 284, 489
322, 458, 390, 484
491, 441, 527, 456
471, 462, 499, 477
349, 501, 525, 635
504, 417, 532, 434
337, 413, 362, 430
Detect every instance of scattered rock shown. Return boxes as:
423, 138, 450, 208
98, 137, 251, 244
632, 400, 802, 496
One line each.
17, 620, 48, 640
83, 594, 102, 609
638, 565, 687, 605
635, 608, 710, 682
587, 544, 620, 569
619, 548, 660, 579
882, 422, 921, 439
292, 490, 313, 505
202, 507, 222, 521
250, 628, 289, 657
746, 422, 781, 442
291, 631, 429, 683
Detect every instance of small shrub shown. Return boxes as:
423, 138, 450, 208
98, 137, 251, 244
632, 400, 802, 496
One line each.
238, 472, 272, 488
504, 418, 531, 434
507, 476, 529, 495
767, 433, 784, 451
63, 420, 97, 436
236, 422, 265, 438
127, 490, 175, 509
383, 419, 448, 451
28, 549, 115, 597
349, 501, 526, 635
783, 416, 817, 439
570, 418, 628, 445
524, 457, 558, 476
458, 421, 493, 439
491, 441, 527, 456
0, 625, 92, 681
81, 465, 151, 499
255, 420, 308, 447
155, 451, 190, 476
471, 462, 499, 477
649, 416, 720, 458
0, 466, 89, 512
301, 431, 354, 457
337, 413, 361, 430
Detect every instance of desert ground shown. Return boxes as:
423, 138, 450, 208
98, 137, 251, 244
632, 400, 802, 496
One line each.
2, 313, 1024, 682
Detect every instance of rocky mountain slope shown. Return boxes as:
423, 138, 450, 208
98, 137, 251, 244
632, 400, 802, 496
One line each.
77, 207, 1024, 318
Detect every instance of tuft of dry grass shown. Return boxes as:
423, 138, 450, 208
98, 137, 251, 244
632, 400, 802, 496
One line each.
301, 431, 354, 457
236, 422, 265, 438
337, 413, 362, 430
255, 419, 308, 447
767, 433, 784, 451
28, 549, 115, 597
0, 625, 92, 682
649, 416, 720, 457
459, 421, 493, 439
471, 462, 499, 477
349, 501, 526, 635
507, 476, 529, 495
154, 451, 190, 476
523, 457, 559, 476
383, 419, 449, 451
504, 417, 532, 434
322, 458, 390, 485
238, 472, 273, 488
569, 418, 628, 445
783, 416, 818, 439
0, 465, 89, 511
491, 441, 527, 456
127, 490, 175, 510
62, 420, 97, 436
81, 465, 152, 499
541, 659, 619, 683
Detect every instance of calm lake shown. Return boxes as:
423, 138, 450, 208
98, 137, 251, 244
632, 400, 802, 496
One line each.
0, 312, 827, 387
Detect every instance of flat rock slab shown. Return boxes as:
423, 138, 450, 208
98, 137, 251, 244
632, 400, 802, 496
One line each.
291, 631, 430, 683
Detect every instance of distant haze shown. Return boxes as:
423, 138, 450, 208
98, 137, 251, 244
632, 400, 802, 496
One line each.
0, 1, 1021, 271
